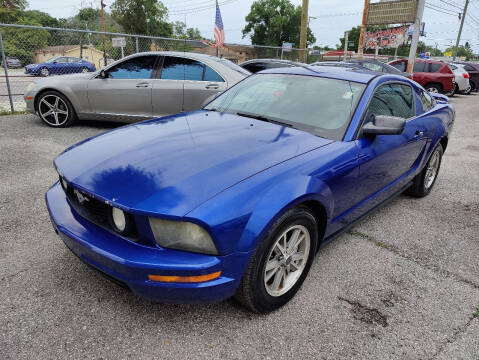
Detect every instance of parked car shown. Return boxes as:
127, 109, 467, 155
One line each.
24, 52, 249, 127
312, 60, 411, 78
24, 56, 96, 76
311, 61, 369, 70
389, 58, 455, 95
451, 61, 479, 92
46, 67, 454, 313
448, 63, 471, 95
347, 59, 411, 78
1, 56, 22, 68
239, 59, 303, 73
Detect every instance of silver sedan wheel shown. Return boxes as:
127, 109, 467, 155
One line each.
38, 95, 69, 126
425, 149, 440, 189
264, 224, 311, 297
427, 86, 439, 94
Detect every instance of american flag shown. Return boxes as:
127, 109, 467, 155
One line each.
214, 0, 225, 48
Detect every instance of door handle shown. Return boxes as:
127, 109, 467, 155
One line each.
205, 83, 219, 90
136, 82, 150, 88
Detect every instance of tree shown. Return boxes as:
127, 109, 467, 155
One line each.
445, 45, 474, 60
1, 0, 27, 10
173, 21, 201, 40
338, 26, 361, 52
242, 0, 316, 47
111, 0, 172, 37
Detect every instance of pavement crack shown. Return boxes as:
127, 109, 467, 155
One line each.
347, 230, 479, 290
428, 314, 478, 360
338, 296, 388, 327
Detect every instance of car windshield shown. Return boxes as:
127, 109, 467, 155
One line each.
46, 57, 59, 63
204, 73, 365, 140
379, 62, 403, 74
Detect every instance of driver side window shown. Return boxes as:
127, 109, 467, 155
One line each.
107, 56, 158, 79
365, 83, 415, 123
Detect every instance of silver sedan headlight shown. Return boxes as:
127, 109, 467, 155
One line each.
25, 82, 36, 92
149, 217, 218, 255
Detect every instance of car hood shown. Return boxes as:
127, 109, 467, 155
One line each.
55, 111, 333, 217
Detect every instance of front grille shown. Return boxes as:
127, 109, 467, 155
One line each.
62, 177, 138, 240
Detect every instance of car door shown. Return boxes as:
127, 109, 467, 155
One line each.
354, 82, 427, 210
150, 56, 185, 117
87, 55, 158, 120
182, 59, 227, 111
411, 61, 428, 86
52, 56, 69, 75
68, 57, 82, 73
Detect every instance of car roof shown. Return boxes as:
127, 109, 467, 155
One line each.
258, 65, 380, 84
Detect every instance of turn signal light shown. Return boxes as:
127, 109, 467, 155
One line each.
148, 271, 221, 283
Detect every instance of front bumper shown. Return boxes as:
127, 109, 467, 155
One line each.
46, 182, 252, 303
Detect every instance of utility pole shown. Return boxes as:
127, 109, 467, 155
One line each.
100, 0, 107, 67
343, 31, 349, 61
453, 0, 469, 61
406, 0, 425, 74
357, 0, 369, 59
299, 0, 309, 62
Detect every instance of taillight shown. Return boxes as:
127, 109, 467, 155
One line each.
463, 73, 469, 79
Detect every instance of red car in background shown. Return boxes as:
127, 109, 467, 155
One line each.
389, 59, 455, 95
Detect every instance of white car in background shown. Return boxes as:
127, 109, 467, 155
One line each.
449, 63, 472, 95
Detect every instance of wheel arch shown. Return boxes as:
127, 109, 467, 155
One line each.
236, 175, 334, 253
439, 136, 448, 152
34, 88, 78, 118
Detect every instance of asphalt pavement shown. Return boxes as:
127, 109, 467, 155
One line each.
1, 95, 478, 360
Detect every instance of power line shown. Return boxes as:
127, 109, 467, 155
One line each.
436, 0, 464, 10
425, 1, 461, 14
169, 0, 239, 15
425, 3, 459, 15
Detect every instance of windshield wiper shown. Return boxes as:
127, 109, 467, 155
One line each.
235, 112, 292, 128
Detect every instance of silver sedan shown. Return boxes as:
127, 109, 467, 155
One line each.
24, 51, 250, 127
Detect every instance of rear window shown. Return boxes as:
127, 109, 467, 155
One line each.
429, 63, 442, 72
390, 61, 407, 72
413, 62, 427, 72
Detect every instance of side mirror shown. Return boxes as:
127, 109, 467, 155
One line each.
362, 115, 406, 136
52, 61, 57, 64
99, 69, 108, 79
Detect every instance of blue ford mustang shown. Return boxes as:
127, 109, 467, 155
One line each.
25, 56, 96, 77
46, 66, 454, 313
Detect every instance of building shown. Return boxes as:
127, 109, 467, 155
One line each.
34, 45, 106, 69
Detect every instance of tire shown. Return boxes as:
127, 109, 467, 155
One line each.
460, 84, 472, 95
470, 80, 476, 92
81, 67, 89, 73
234, 206, 319, 313
406, 143, 443, 197
39, 67, 50, 77
426, 84, 442, 94
444, 83, 455, 97
37, 90, 77, 128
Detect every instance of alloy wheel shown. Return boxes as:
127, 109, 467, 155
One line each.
40, 67, 49, 76
264, 224, 311, 297
38, 95, 69, 126
427, 87, 439, 93
81, 67, 89, 73
425, 149, 440, 189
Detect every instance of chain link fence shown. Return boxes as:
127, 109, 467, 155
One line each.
0, 23, 313, 113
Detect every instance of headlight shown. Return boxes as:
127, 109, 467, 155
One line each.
149, 217, 218, 255
25, 82, 36, 92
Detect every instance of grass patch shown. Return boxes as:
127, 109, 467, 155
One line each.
0, 108, 28, 116
348, 230, 399, 253
473, 305, 479, 318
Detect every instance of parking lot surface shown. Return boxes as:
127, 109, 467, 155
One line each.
1, 95, 478, 359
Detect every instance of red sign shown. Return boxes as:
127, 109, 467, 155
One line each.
365, 25, 409, 49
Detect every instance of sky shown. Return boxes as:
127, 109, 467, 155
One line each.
26, 0, 479, 52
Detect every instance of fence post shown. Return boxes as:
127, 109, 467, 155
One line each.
0, 26, 14, 113
135, 37, 139, 53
